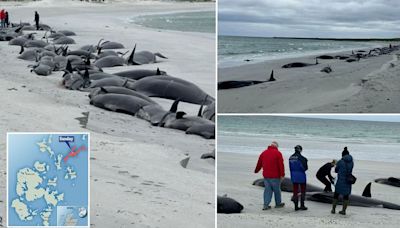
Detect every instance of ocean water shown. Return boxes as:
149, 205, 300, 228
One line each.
218, 116, 400, 162
218, 36, 385, 68
132, 11, 215, 33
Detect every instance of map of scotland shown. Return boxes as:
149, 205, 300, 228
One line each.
7, 133, 89, 227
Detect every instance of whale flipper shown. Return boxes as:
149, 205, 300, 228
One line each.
362, 182, 372, 198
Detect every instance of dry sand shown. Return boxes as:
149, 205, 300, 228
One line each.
218, 47, 400, 113
0, 0, 215, 227
218, 152, 400, 228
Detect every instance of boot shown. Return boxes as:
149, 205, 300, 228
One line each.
300, 195, 308, 210
293, 197, 299, 211
331, 199, 337, 214
339, 200, 348, 215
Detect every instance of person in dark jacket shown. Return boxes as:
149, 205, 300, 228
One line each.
5, 11, 9, 28
331, 147, 354, 215
34, 11, 40, 30
316, 160, 337, 192
289, 145, 308, 210
254, 141, 285, 210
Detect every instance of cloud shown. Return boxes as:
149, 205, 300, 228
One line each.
218, 0, 400, 38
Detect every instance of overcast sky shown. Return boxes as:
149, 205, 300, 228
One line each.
285, 115, 400, 122
218, 0, 400, 38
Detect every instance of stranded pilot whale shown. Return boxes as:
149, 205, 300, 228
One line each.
217, 196, 244, 214
218, 70, 276, 90
375, 177, 400, 187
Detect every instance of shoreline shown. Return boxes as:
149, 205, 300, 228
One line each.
218, 45, 400, 113
218, 152, 400, 228
0, 0, 215, 227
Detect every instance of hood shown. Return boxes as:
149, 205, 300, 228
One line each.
342, 154, 353, 163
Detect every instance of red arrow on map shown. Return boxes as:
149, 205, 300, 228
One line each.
63, 145, 87, 163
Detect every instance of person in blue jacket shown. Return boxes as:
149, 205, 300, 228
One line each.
289, 145, 308, 211
331, 147, 354, 215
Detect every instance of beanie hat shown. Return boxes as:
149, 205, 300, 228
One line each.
342, 147, 350, 157
271, 141, 279, 148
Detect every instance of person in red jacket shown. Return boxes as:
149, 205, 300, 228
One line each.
0, 9, 5, 28
254, 141, 285, 210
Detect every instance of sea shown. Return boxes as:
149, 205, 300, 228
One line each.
218, 36, 387, 68
131, 11, 215, 33
218, 116, 400, 162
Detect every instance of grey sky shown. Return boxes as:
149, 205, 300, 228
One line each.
218, 0, 400, 38
285, 115, 400, 122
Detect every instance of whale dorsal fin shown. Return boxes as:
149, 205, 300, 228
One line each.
268, 70, 275, 82
170, 99, 180, 113
198, 104, 204, 117
156, 68, 161, 75
127, 44, 137, 65
66, 60, 73, 73
362, 182, 372, 198
100, 87, 108, 94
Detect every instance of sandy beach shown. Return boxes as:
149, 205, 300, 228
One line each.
218, 152, 400, 228
0, 0, 215, 227
218, 47, 400, 113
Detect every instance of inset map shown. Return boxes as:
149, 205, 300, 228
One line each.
7, 133, 89, 227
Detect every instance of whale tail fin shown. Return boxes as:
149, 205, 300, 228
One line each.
154, 52, 168, 59
362, 182, 372, 198
268, 70, 275, 82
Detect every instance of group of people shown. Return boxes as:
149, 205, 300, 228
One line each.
255, 141, 354, 215
0, 9, 40, 30
0, 9, 10, 28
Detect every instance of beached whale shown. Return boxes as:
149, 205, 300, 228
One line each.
306, 191, 400, 210
58, 30, 76, 36
93, 55, 125, 68
253, 178, 324, 192
218, 196, 244, 214
127, 44, 168, 65
9, 37, 29, 46
89, 77, 135, 89
201, 150, 215, 160
24, 40, 48, 48
136, 99, 180, 126
89, 86, 155, 104
375, 177, 400, 187
114, 68, 166, 80
99, 40, 125, 49
218, 70, 275, 90
132, 75, 214, 105
90, 94, 151, 115
31, 64, 53, 76
160, 107, 215, 139
282, 62, 316, 68
54, 36, 76, 45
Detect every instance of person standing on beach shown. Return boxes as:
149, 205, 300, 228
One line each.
34, 11, 40, 30
331, 147, 354, 215
316, 160, 337, 192
0, 9, 5, 28
5, 11, 9, 28
289, 145, 308, 211
254, 141, 285, 210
